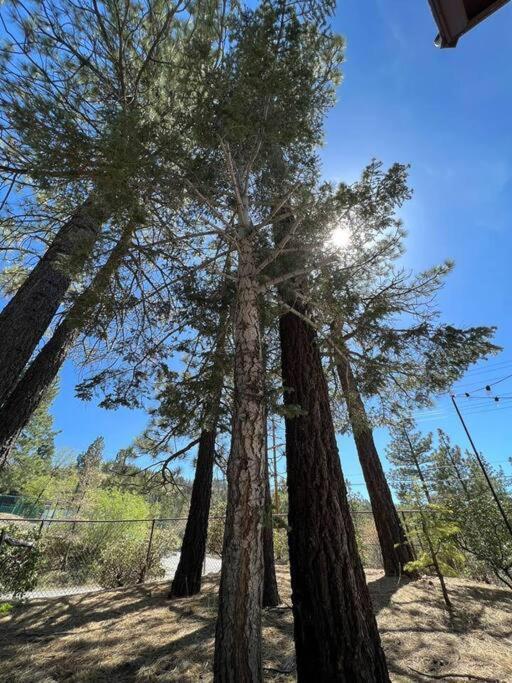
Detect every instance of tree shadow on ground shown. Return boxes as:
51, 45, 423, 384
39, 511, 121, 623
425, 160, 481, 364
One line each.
366, 573, 414, 615
2, 570, 511, 682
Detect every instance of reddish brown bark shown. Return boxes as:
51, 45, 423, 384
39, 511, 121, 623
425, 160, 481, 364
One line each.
213, 238, 266, 682
335, 348, 417, 577
0, 198, 107, 406
170, 429, 216, 598
279, 307, 390, 682
0, 222, 132, 469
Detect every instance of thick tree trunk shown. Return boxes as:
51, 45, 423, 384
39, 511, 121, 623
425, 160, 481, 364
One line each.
0, 223, 132, 470
280, 307, 389, 682
0, 321, 74, 469
262, 448, 280, 608
170, 429, 216, 597
213, 239, 266, 683
335, 348, 416, 578
271, 202, 388, 679
0, 198, 107, 407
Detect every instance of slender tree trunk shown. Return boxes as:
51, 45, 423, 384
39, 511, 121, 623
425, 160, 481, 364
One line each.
404, 431, 432, 503
170, 429, 216, 597
419, 510, 453, 613
0, 222, 132, 469
170, 259, 231, 598
0, 198, 108, 407
262, 445, 280, 608
213, 238, 266, 683
279, 307, 389, 682
335, 344, 417, 578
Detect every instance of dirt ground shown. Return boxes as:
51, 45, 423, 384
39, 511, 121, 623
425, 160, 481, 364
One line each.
1, 567, 511, 682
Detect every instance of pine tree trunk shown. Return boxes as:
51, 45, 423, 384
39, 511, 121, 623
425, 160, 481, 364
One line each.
404, 431, 432, 503
262, 449, 280, 608
0, 223, 132, 470
170, 264, 230, 598
170, 429, 216, 597
213, 238, 266, 683
335, 347, 416, 578
0, 199, 107, 407
0, 321, 76, 470
279, 307, 390, 682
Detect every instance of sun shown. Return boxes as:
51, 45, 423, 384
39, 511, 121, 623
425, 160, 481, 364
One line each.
329, 226, 351, 249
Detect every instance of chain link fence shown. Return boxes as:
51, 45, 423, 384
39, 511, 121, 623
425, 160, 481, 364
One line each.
0, 511, 394, 600
0, 494, 44, 518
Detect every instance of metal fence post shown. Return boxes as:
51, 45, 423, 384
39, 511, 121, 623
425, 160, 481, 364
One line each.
139, 519, 156, 584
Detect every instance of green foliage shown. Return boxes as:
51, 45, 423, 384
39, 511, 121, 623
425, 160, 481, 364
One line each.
405, 505, 465, 578
0, 524, 41, 598
272, 526, 288, 563
77, 437, 104, 473
0, 382, 58, 495
93, 529, 174, 588
0, 602, 14, 615
429, 432, 512, 589
386, 422, 433, 503
207, 500, 226, 556
83, 487, 153, 522
39, 514, 179, 589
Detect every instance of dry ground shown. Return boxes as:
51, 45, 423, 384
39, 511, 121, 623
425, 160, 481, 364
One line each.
1, 568, 511, 683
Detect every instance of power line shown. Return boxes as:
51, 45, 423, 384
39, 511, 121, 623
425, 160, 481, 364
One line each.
451, 360, 512, 385
450, 395, 512, 540
452, 373, 512, 396
414, 403, 512, 423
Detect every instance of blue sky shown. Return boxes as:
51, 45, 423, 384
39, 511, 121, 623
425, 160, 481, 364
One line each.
52, 0, 512, 492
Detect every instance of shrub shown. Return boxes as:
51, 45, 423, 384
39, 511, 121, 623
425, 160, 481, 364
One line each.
94, 529, 175, 588
272, 527, 288, 562
0, 523, 40, 598
94, 537, 155, 587
207, 502, 226, 556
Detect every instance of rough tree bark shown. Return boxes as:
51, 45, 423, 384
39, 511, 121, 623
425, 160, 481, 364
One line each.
170, 429, 217, 597
335, 342, 416, 577
0, 197, 108, 407
271, 201, 388, 680
0, 222, 132, 469
213, 237, 266, 683
279, 306, 389, 682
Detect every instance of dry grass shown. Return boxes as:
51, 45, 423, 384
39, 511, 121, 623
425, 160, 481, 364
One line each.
1, 568, 511, 682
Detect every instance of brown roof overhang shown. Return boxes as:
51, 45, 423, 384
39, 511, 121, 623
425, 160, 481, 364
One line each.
428, 0, 510, 47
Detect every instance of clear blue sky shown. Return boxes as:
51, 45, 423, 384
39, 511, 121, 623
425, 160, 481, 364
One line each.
52, 0, 512, 492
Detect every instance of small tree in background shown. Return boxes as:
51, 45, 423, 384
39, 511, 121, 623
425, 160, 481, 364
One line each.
0, 381, 58, 495
405, 501, 463, 614
431, 431, 512, 589
387, 421, 433, 503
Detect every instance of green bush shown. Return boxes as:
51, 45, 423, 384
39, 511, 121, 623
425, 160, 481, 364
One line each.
0, 602, 13, 615
39, 531, 98, 585
94, 529, 174, 588
37, 522, 179, 589
0, 523, 40, 598
272, 527, 288, 562
94, 537, 156, 587
207, 502, 226, 556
